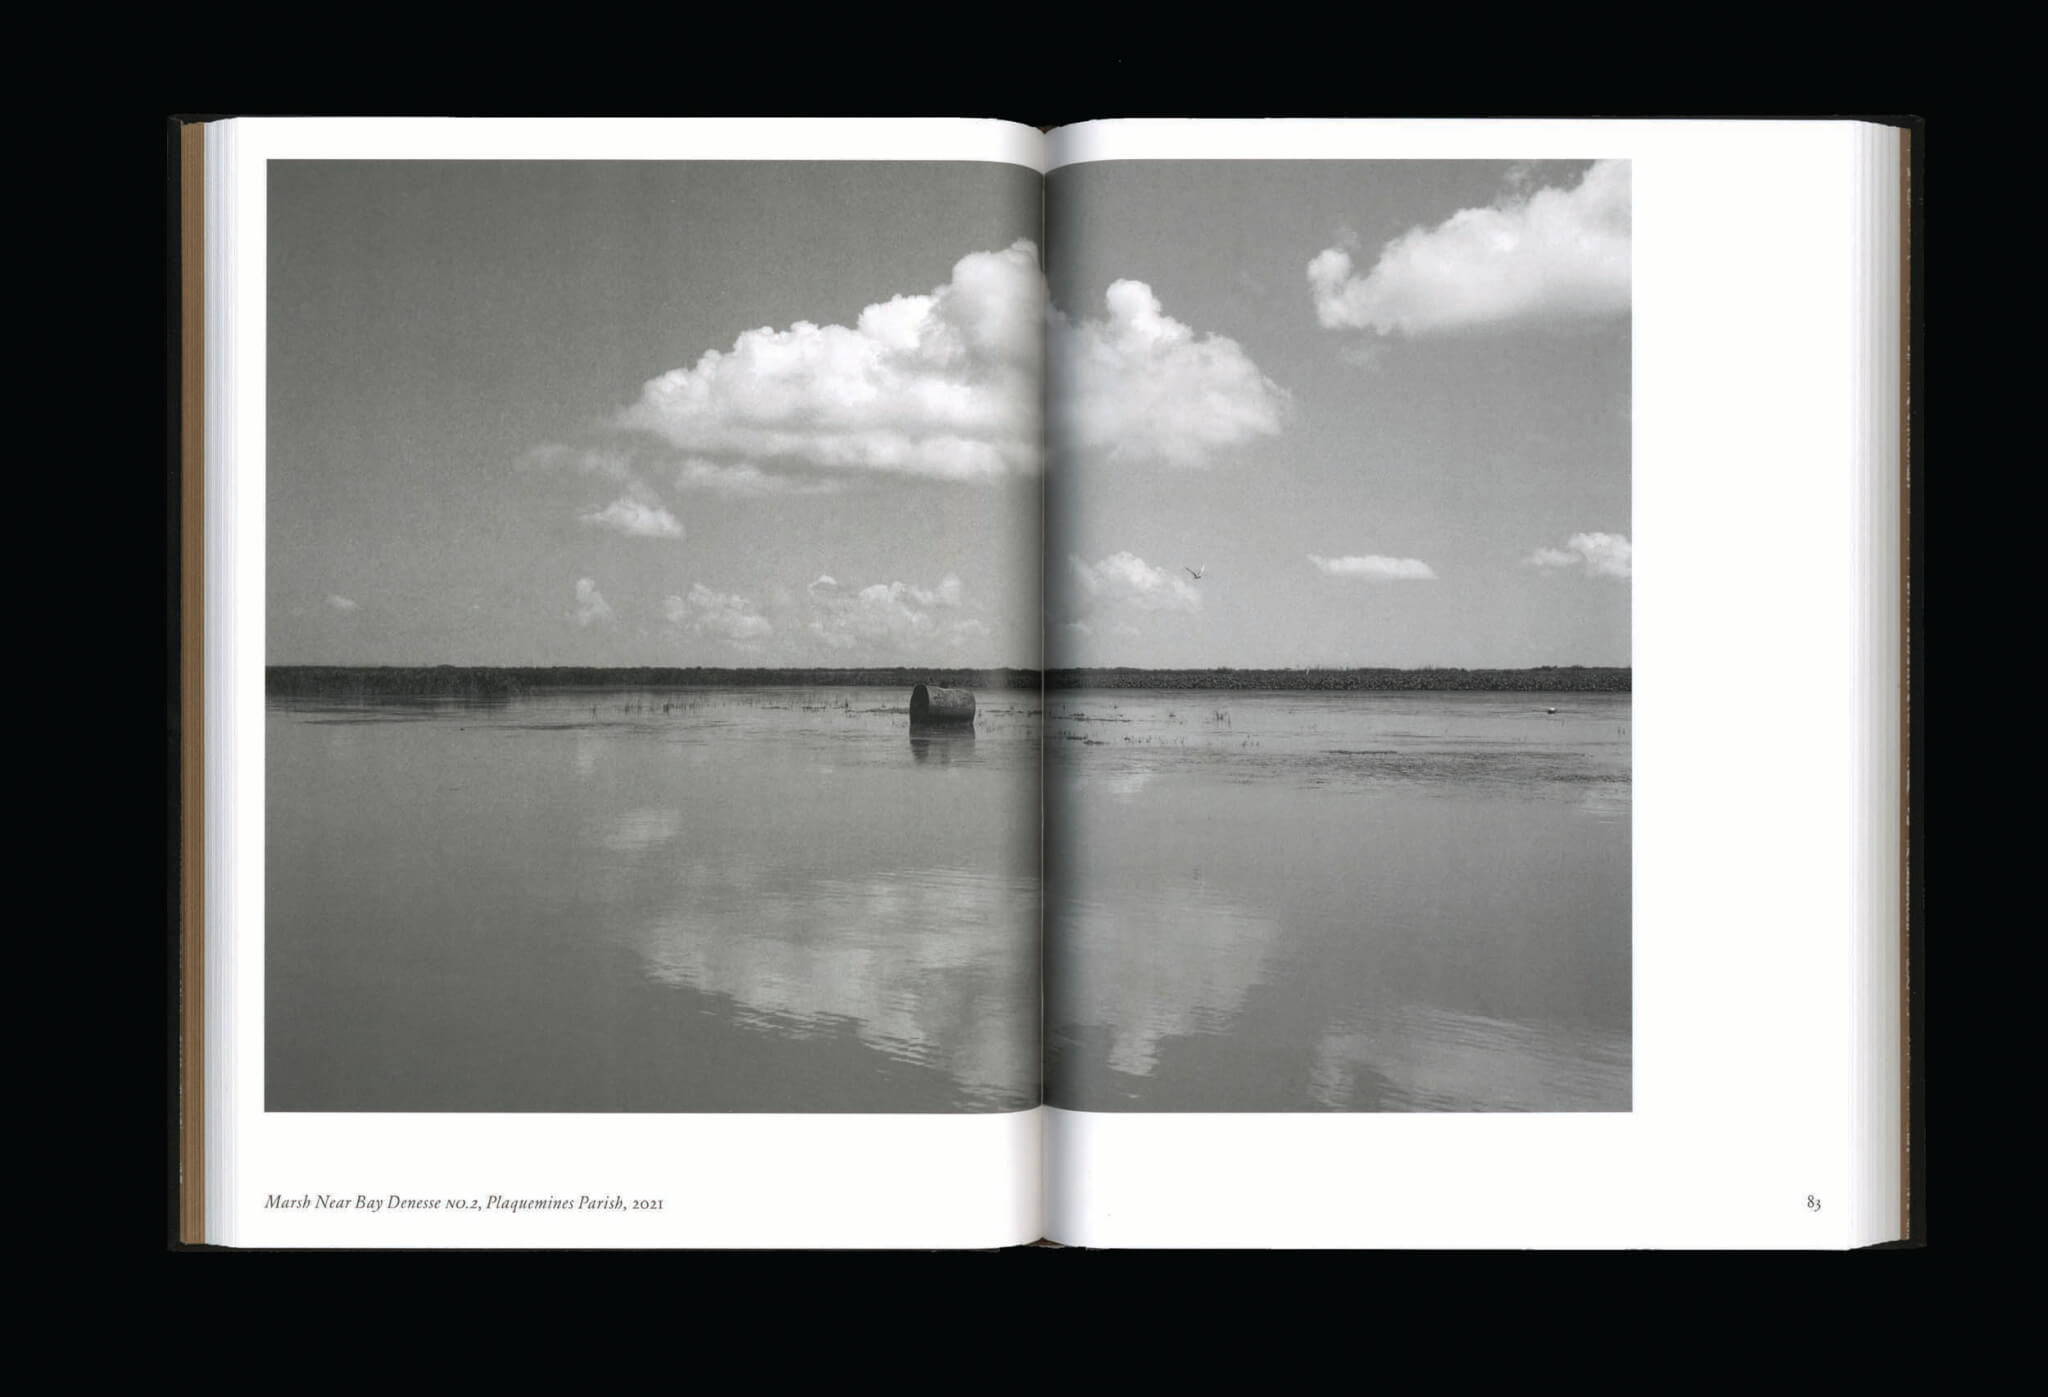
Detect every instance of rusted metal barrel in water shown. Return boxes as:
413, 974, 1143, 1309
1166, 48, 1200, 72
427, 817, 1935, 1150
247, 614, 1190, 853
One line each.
909, 683, 976, 732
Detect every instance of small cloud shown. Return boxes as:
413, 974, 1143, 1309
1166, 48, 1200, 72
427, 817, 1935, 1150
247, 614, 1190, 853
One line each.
570, 577, 614, 627
1309, 160, 1630, 336
1049, 281, 1290, 469
673, 459, 845, 498
805, 571, 982, 652
578, 496, 684, 539
1308, 554, 1438, 581
664, 582, 773, 648
1525, 531, 1632, 579
325, 594, 359, 613
1061, 551, 1202, 620
904, 574, 965, 609
522, 443, 637, 482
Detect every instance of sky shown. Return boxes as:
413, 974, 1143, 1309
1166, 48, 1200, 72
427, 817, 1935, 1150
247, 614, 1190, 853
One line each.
1046, 159, 1630, 669
268, 157, 1628, 671
267, 160, 1043, 668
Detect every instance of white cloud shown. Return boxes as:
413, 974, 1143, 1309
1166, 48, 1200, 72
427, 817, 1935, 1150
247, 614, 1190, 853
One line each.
578, 496, 684, 539
672, 459, 845, 498
1049, 280, 1289, 468
570, 577, 613, 627
325, 594, 359, 613
1309, 160, 1630, 336
805, 572, 983, 651
1308, 553, 1438, 581
1062, 551, 1203, 620
620, 241, 1044, 483
1526, 531, 1632, 579
664, 582, 773, 647
522, 443, 636, 482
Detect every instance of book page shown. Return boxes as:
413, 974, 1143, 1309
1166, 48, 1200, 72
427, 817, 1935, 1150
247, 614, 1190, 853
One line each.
1041, 119, 1903, 1249
204, 118, 1049, 1247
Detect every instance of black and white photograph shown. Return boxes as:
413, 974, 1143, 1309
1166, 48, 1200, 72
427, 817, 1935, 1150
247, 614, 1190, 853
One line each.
264, 153, 1630, 1118
265, 160, 1048, 1112
1043, 159, 1632, 1112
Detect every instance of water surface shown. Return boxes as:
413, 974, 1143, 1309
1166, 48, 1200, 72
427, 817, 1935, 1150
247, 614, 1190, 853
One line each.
266, 687, 1041, 1112
270, 682, 1628, 1114
1045, 690, 1630, 1111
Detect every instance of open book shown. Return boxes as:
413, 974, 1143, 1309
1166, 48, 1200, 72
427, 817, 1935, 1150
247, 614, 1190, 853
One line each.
176, 117, 1913, 1249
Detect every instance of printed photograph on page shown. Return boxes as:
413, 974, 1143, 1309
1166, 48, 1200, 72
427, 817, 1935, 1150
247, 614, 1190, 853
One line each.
1043, 160, 1632, 1111
263, 160, 1044, 1112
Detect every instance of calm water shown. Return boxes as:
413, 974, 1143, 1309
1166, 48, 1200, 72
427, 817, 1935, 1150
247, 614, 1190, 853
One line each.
266, 688, 1041, 1112
270, 683, 1627, 1115
1045, 690, 1631, 1112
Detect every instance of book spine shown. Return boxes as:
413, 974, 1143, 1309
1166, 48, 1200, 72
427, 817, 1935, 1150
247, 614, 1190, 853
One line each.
177, 119, 206, 1246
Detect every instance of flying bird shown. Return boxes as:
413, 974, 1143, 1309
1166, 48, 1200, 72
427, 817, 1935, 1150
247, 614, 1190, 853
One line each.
1185, 564, 1207, 581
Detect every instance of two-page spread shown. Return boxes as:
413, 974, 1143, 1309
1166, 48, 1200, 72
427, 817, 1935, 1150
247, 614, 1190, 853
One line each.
180, 117, 1908, 1249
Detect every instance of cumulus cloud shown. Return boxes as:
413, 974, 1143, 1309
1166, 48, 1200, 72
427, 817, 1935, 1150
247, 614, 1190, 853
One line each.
805, 572, 984, 651
570, 578, 613, 627
1062, 551, 1203, 621
578, 496, 684, 538
1307, 553, 1438, 581
619, 241, 1044, 483
1309, 160, 1630, 336
664, 582, 773, 647
325, 594, 359, 613
672, 459, 845, 498
1526, 531, 1632, 579
1049, 280, 1289, 468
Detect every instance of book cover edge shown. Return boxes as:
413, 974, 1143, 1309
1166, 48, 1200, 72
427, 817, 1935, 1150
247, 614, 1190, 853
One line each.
1896, 123, 1913, 1243
179, 118, 206, 1247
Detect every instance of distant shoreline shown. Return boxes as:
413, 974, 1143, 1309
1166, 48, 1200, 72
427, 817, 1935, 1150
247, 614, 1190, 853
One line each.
266, 665, 1631, 697
1058, 667, 1628, 692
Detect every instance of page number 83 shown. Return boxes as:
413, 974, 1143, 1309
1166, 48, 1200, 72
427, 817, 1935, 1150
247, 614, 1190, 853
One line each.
1806, 1195, 1821, 1212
